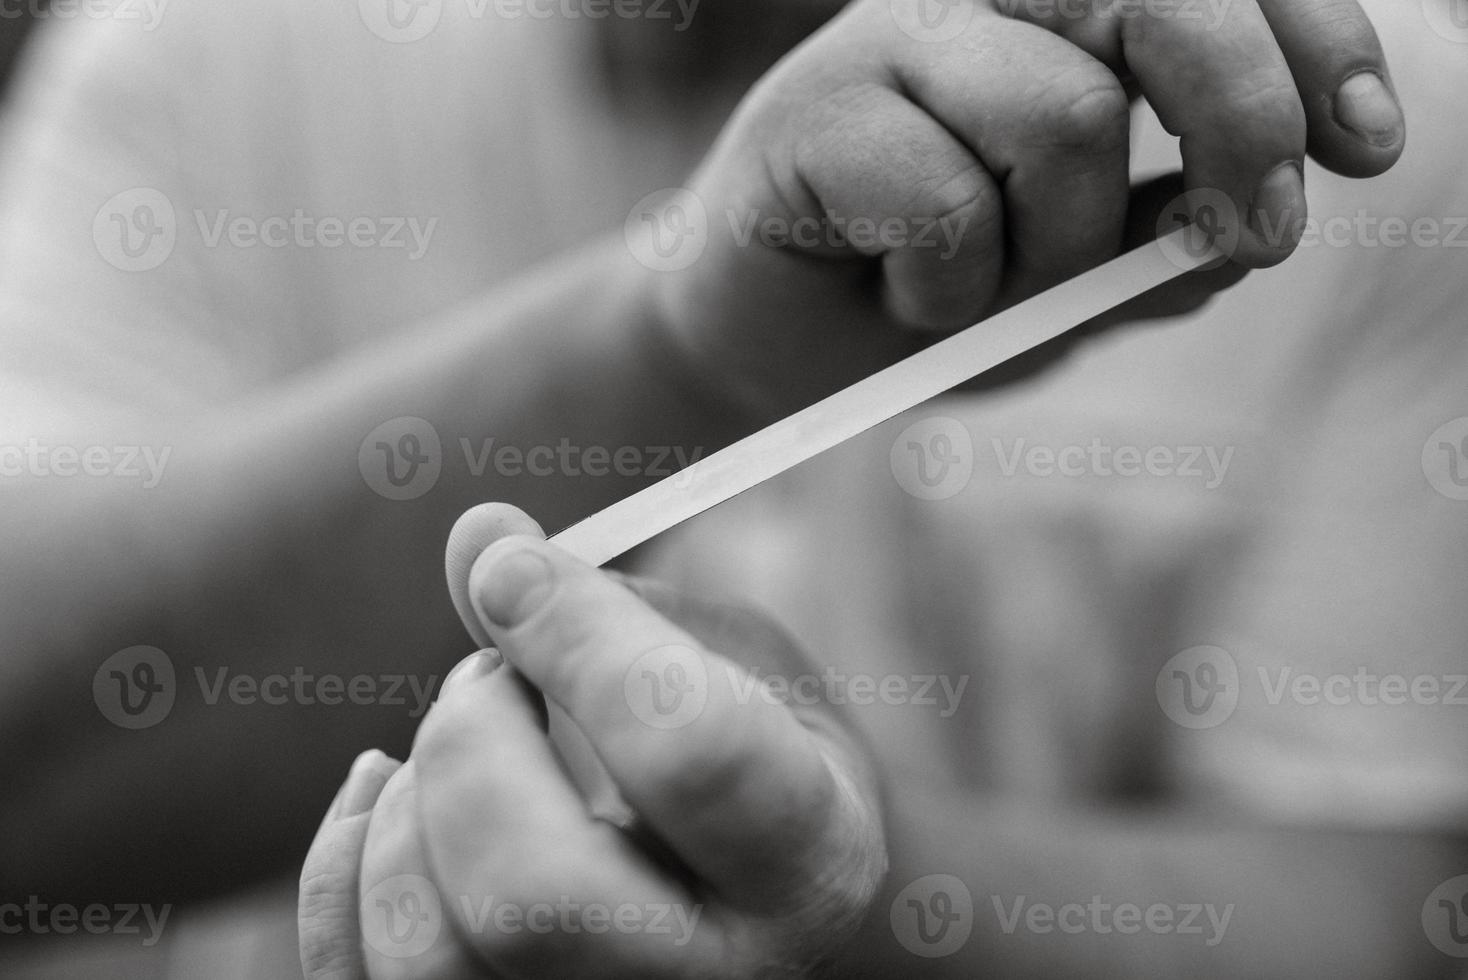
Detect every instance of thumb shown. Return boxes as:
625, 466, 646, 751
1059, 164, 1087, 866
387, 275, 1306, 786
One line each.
445, 502, 546, 648
446, 501, 633, 824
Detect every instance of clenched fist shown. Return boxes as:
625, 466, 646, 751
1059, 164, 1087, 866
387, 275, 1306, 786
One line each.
633, 0, 1403, 414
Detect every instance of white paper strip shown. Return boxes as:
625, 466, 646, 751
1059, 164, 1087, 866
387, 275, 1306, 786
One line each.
552, 229, 1219, 567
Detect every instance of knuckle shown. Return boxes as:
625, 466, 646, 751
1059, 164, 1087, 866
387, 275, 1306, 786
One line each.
1295, 0, 1382, 58
1230, 69, 1306, 123
535, 585, 636, 700
1221, 72, 1308, 152
1027, 68, 1130, 151
634, 712, 760, 814
297, 867, 349, 912
296, 878, 358, 977
888, 275, 985, 332
914, 164, 998, 228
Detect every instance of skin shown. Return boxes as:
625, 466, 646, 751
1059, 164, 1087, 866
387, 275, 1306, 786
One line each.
0, 0, 1411, 934
300, 505, 1468, 979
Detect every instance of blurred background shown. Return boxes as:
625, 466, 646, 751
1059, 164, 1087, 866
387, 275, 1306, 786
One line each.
1, 1, 1465, 978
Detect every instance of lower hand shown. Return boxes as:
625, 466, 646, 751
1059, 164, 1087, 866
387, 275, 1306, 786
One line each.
299, 505, 886, 979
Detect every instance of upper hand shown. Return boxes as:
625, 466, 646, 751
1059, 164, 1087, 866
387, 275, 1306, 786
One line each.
638, 0, 1404, 415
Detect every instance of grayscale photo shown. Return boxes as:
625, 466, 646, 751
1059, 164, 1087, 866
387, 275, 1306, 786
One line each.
1, 0, 1465, 977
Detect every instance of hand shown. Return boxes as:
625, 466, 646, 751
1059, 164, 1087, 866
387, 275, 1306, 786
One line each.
299, 504, 886, 979
638, 0, 1403, 415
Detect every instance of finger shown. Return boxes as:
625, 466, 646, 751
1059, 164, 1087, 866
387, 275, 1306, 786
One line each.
1118, 0, 1308, 264
778, 77, 1006, 330
447, 502, 546, 649
1109, 171, 1252, 318
411, 654, 723, 977
465, 535, 871, 909
447, 503, 628, 824
299, 750, 402, 980
610, 574, 874, 763
1255, 0, 1404, 176
956, 172, 1251, 392
881, 7, 1132, 299
357, 762, 488, 980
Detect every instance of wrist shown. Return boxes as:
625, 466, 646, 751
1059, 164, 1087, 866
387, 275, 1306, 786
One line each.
625, 255, 773, 441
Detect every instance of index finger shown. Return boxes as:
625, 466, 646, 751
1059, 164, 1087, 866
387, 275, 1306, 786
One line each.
1255, 0, 1404, 177
1122, 0, 1309, 265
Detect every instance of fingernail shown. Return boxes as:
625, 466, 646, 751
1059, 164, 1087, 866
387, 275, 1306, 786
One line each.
477, 545, 555, 630
332, 750, 388, 819
440, 648, 502, 695
1334, 71, 1402, 148
1248, 162, 1305, 248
